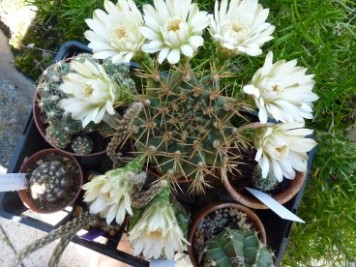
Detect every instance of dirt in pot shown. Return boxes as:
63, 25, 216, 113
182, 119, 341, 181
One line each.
193, 207, 255, 265
24, 152, 81, 211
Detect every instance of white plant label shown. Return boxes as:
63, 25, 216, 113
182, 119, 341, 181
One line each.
149, 259, 175, 267
246, 187, 305, 223
0, 173, 28, 192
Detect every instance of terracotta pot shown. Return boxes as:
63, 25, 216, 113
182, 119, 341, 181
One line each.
188, 202, 266, 267
18, 148, 83, 213
222, 171, 306, 209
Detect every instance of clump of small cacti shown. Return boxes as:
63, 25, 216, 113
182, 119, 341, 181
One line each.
251, 166, 279, 192
27, 160, 78, 211
71, 135, 94, 155
124, 63, 249, 193
36, 53, 136, 153
204, 229, 274, 267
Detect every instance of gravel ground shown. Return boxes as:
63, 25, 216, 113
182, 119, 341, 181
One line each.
0, 29, 34, 171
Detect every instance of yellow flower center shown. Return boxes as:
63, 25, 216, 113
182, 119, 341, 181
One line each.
110, 26, 129, 42
84, 85, 94, 97
272, 84, 282, 93
147, 229, 163, 239
230, 22, 246, 34
166, 18, 182, 32
227, 22, 247, 42
275, 145, 289, 156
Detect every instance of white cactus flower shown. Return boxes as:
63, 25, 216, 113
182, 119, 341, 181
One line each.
82, 169, 137, 225
243, 51, 319, 123
254, 123, 317, 182
60, 59, 119, 127
84, 0, 145, 63
209, 0, 275, 56
128, 186, 187, 259
140, 0, 209, 64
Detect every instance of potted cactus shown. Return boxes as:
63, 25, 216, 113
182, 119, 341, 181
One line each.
187, 202, 272, 267
18, 149, 83, 213
33, 53, 136, 156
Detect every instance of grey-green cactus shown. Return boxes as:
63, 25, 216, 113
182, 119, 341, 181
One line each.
126, 63, 248, 193
251, 166, 279, 192
204, 229, 273, 267
103, 58, 136, 99
28, 160, 77, 211
45, 124, 72, 149
37, 61, 83, 135
71, 135, 94, 155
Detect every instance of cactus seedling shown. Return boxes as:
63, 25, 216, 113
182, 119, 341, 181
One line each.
71, 135, 94, 155
205, 229, 273, 267
251, 166, 279, 192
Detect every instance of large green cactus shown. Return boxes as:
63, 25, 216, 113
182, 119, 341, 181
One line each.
127, 63, 249, 193
204, 229, 273, 267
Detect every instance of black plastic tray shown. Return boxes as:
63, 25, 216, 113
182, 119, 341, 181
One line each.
0, 41, 315, 267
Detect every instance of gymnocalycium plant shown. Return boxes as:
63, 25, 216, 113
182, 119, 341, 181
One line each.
205, 229, 274, 267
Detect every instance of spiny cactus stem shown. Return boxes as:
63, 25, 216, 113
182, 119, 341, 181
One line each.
131, 180, 167, 208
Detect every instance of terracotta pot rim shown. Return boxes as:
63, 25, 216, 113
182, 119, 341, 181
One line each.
17, 148, 83, 213
222, 171, 306, 209
33, 90, 106, 157
187, 202, 266, 267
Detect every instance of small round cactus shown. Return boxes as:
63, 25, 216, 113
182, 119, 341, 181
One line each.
45, 124, 72, 149
71, 135, 94, 155
252, 166, 279, 192
28, 160, 77, 211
